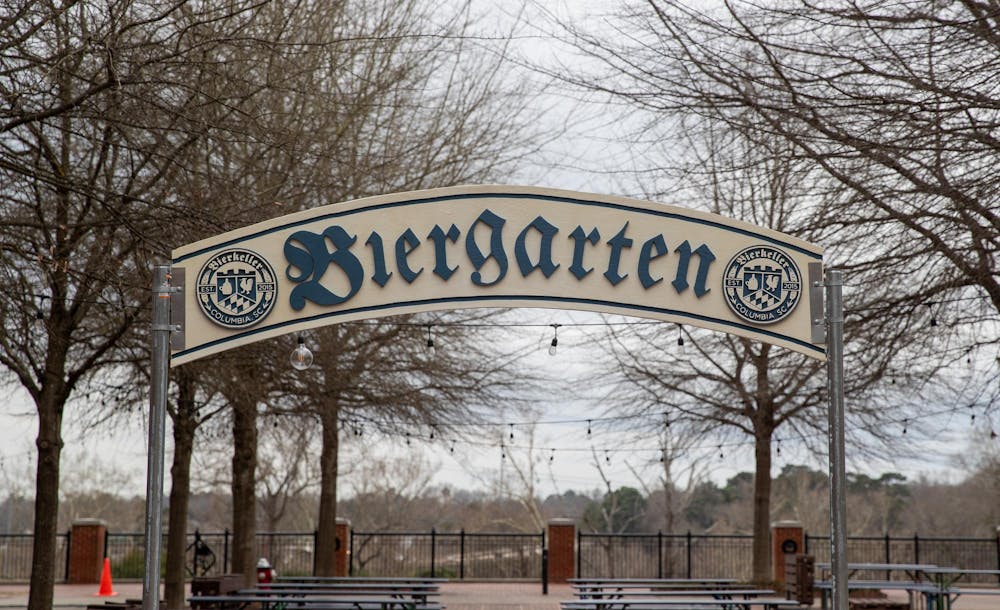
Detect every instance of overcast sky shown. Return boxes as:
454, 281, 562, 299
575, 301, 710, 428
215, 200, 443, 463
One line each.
0, 0, 991, 508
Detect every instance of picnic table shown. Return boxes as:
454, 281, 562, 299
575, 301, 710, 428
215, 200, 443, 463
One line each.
237, 586, 440, 604
572, 588, 776, 601
815, 563, 1000, 610
188, 594, 442, 610
569, 579, 742, 595
561, 596, 801, 610
277, 576, 448, 584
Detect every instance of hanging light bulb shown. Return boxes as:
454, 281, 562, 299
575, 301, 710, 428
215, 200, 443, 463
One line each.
548, 324, 560, 356
290, 336, 313, 370
425, 324, 436, 356
677, 324, 685, 348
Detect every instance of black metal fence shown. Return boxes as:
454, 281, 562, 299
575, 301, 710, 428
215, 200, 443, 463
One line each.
578, 532, 754, 580
105, 531, 318, 579
350, 530, 545, 579
0, 532, 70, 582
578, 532, 1000, 583
804, 534, 1000, 584
3, 529, 1000, 583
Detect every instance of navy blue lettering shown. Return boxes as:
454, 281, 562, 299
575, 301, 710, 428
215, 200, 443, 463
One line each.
604, 223, 633, 286
465, 209, 508, 286
515, 216, 560, 277
568, 226, 600, 280
395, 228, 422, 284
284, 227, 364, 310
672, 240, 716, 297
364, 231, 392, 287
638, 235, 668, 289
427, 224, 460, 281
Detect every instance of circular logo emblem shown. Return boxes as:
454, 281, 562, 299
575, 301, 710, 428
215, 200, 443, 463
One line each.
723, 245, 802, 325
196, 249, 277, 329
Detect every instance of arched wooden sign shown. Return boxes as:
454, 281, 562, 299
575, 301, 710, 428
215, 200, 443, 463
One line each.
170, 185, 825, 365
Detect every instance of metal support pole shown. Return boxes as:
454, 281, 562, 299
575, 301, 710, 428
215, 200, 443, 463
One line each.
142, 266, 172, 610
825, 269, 848, 610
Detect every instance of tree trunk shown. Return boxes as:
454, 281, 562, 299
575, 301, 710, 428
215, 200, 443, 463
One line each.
165, 371, 198, 610
752, 431, 773, 583
231, 399, 258, 587
314, 407, 340, 576
27, 391, 63, 610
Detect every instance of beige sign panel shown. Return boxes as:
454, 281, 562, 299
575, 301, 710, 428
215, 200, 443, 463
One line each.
171, 185, 825, 365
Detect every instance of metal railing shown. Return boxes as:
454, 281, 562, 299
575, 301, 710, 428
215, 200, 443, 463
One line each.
0, 532, 69, 582
350, 530, 545, 579
805, 534, 1000, 584
578, 532, 754, 580
2, 529, 999, 583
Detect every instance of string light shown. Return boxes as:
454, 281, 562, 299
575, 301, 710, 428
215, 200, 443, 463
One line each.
430, 424, 436, 440
549, 449, 555, 463
586, 419, 592, 436
604, 450, 611, 465
424, 324, 435, 356
290, 336, 313, 370
333, 401, 994, 458
509, 423, 514, 441
548, 324, 560, 356
677, 324, 685, 348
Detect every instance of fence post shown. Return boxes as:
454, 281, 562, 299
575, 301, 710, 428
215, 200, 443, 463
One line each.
64, 529, 72, 583
192, 530, 200, 578
885, 533, 891, 581
995, 526, 1000, 585
312, 530, 318, 576
430, 529, 437, 578
542, 548, 549, 595
459, 529, 465, 580
914, 532, 920, 569
686, 530, 692, 579
349, 529, 355, 576
223, 528, 229, 574
576, 528, 581, 578
657, 531, 663, 579
541, 529, 546, 590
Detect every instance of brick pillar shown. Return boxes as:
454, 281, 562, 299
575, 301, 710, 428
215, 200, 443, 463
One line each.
334, 518, 350, 577
547, 518, 576, 583
68, 519, 107, 584
771, 520, 804, 585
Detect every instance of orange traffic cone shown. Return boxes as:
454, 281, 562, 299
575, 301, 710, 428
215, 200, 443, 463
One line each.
95, 557, 117, 597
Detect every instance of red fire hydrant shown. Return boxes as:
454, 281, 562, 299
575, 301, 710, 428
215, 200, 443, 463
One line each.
256, 557, 276, 587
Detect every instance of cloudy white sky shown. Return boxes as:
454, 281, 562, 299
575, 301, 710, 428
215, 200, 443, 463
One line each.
0, 0, 992, 511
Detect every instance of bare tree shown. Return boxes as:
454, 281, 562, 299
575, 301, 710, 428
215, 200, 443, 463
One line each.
0, 2, 280, 607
